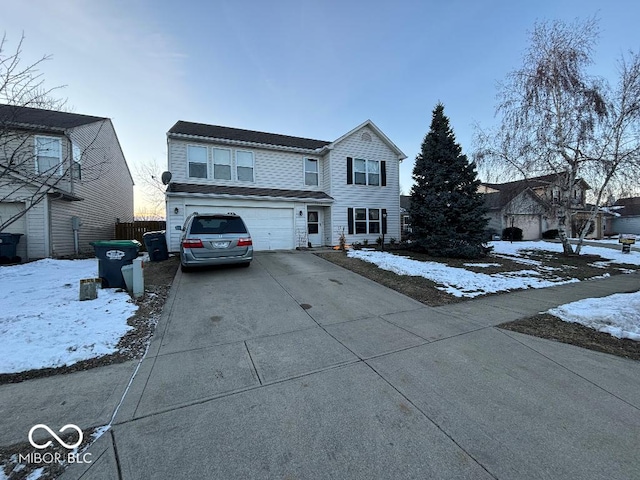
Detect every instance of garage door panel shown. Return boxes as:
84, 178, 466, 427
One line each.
185, 205, 294, 251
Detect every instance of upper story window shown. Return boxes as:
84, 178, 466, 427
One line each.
305, 158, 318, 186
35, 136, 62, 175
236, 150, 254, 182
72, 143, 82, 180
188, 145, 208, 178
213, 148, 231, 180
347, 157, 385, 186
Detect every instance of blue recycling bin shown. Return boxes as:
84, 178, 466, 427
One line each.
143, 231, 169, 262
91, 240, 141, 288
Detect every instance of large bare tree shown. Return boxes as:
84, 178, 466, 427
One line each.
475, 17, 640, 254
0, 33, 108, 234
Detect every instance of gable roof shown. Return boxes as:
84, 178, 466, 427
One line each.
330, 120, 407, 160
481, 173, 590, 211
0, 104, 106, 131
168, 121, 331, 151
614, 196, 640, 216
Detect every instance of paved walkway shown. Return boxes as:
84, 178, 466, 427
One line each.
2, 252, 639, 479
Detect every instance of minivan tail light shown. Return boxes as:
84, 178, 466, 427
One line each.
182, 239, 203, 248
237, 237, 252, 247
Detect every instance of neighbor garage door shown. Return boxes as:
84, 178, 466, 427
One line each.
185, 205, 294, 251
513, 214, 541, 240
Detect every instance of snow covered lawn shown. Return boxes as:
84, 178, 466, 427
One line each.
0, 259, 137, 374
347, 240, 639, 298
547, 292, 640, 341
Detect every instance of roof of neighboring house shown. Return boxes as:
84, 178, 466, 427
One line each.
481, 173, 590, 211
613, 197, 640, 216
400, 195, 412, 211
168, 121, 331, 150
0, 104, 106, 130
166, 183, 334, 201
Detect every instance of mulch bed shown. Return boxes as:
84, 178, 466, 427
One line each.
500, 313, 640, 361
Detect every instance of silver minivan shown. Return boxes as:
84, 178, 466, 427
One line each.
177, 213, 253, 271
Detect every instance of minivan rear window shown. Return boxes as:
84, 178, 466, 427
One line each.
189, 216, 248, 234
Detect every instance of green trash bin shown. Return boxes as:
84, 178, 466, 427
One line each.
91, 240, 141, 288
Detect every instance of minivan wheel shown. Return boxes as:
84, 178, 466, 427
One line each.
180, 263, 191, 272
240, 262, 251, 268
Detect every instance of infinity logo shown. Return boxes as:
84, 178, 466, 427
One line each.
28, 424, 83, 450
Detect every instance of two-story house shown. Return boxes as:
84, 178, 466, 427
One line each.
0, 104, 134, 260
481, 173, 602, 240
165, 120, 406, 251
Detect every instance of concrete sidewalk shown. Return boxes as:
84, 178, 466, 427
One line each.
4, 251, 639, 479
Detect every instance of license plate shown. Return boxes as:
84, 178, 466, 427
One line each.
212, 241, 230, 248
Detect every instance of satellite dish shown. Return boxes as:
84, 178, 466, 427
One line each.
161, 171, 172, 185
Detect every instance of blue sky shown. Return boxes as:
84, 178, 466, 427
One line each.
4, 1, 639, 210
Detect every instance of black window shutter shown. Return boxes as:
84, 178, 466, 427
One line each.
347, 157, 353, 184
381, 161, 386, 186
347, 208, 354, 234
382, 209, 387, 234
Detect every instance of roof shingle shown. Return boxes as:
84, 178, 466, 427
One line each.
0, 104, 106, 130
167, 183, 334, 201
168, 121, 331, 150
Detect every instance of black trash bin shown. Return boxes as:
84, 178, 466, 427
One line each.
0, 233, 23, 264
91, 240, 141, 288
143, 231, 169, 262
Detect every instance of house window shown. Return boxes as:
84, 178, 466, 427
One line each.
307, 211, 319, 234
369, 209, 380, 233
348, 207, 388, 235
72, 143, 82, 180
305, 158, 318, 186
354, 208, 367, 234
354, 159, 367, 185
188, 145, 208, 178
368, 160, 380, 186
349, 158, 383, 186
35, 136, 62, 175
236, 150, 254, 182
213, 148, 231, 180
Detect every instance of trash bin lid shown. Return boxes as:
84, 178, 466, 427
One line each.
90, 240, 142, 248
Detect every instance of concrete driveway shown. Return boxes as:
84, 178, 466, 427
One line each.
66, 252, 640, 480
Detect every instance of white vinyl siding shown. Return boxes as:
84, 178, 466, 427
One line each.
329, 126, 400, 246
49, 120, 134, 257
188, 145, 208, 179
35, 136, 62, 175
213, 148, 232, 180
236, 150, 254, 182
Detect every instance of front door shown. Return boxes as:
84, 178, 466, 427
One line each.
307, 209, 323, 246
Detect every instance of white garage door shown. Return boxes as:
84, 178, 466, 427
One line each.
513, 214, 541, 240
0, 202, 27, 260
185, 205, 294, 251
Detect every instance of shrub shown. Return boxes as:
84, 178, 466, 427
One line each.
376, 236, 383, 246
389, 237, 397, 246
502, 227, 523, 241
542, 229, 559, 239
363, 239, 369, 247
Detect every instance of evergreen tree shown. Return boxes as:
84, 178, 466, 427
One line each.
409, 103, 489, 258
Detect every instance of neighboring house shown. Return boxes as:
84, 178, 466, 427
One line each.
0, 104, 134, 260
400, 195, 412, 235
481, 174, 603, 240
165, 120, 406, 251
609, 197, 640, 235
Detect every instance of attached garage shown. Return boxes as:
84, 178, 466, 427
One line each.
184, 204, 295, 251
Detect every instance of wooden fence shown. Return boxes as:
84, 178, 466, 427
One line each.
115, 221, 166, 251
